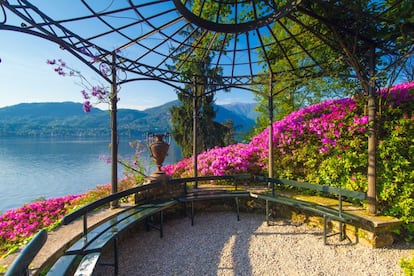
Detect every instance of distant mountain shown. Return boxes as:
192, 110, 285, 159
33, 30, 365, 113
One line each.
220, 103, 259, 121
163, 100, 257, 132
0, 101, 257, 138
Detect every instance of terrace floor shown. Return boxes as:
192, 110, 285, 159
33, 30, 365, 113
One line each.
1, 189, 413, 275
92, 212, 412, 275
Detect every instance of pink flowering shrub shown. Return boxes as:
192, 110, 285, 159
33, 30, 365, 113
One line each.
164, 81, 414, 239
165, 97, 370, 181
164, 143, 264, 177
0, 177, 137, 257
0, 195, 80, 256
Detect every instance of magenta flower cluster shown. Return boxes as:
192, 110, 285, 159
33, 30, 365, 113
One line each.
163, 143, 264, 177
164, 81, 414, 178
46, 58, 110, 113
46, 59, 74, 76
80, 85, 108, 112
379, 82, 414, 106
0, 195, 80, 242
253, 97, 372, 158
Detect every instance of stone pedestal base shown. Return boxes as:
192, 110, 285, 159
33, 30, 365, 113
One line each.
144, 171, 171, 184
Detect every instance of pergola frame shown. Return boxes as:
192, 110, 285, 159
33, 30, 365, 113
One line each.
1, 0, 412, 213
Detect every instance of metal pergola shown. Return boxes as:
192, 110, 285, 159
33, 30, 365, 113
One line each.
1, 0, 412, 214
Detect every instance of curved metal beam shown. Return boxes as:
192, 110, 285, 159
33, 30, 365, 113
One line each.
172, 0, 302, 33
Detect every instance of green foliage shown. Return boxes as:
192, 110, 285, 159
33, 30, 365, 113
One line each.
376, 106, 414, 240
171, 88, 230, 158
168, 82, 414, 240
249, 12, 358, 140
303, 1, 413, 93
271, 84, 414, 240
400, 255, 414, 276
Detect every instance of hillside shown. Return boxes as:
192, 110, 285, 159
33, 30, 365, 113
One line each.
0, 101, 257, 137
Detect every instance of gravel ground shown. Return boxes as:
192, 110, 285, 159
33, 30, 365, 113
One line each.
94, 212, 413, 276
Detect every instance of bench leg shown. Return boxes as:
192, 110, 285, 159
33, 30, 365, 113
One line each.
266, 200, 270, 226
323, 215, 327, 245
182, 202, 187, 217
191, 201, 194, 226
145, 213, 165, 238
160, 210, 164, 238
145, 217, 150, 232
114, 237, 119, 276
182, 201, 195, 226
235, 197, 240, 221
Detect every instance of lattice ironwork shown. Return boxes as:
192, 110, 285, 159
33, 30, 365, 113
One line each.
0, 0, 324, 93
0, 0, 412, 92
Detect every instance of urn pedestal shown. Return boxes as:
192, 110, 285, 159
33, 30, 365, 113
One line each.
145, 133, 171, 182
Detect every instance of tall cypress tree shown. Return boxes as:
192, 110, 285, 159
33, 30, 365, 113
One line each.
170, 59, 230, 158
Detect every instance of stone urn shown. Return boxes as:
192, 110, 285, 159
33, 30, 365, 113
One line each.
146, 132, 171, 181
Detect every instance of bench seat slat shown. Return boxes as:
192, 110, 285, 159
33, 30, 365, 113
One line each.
83, 206, 166, 253
255, 193, 362, 220
66, 206, 148, 254
46, 255, 79, 276
178, 191, 250, 202
67, 200, 177, 254
255, 176, 366, 200
251, 193, 357, 222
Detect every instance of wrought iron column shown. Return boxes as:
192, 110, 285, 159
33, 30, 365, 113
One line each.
268, 75, 274, 180
367, 47, 377, 214
193, 78, 198, 187
110, 52, 119, 208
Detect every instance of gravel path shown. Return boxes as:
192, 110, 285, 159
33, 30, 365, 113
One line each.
95, 212, 413, 276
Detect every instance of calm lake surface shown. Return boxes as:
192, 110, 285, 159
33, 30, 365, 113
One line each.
0, 137, 181, 213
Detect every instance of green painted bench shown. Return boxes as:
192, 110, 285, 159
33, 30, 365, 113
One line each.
4, 229, 48, 276
251, 176, 367, 244
46, 182, 177, 276
171, 175, 251, 225
177, 190, 250, 225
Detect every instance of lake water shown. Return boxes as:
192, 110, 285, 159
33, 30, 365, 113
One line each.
0, 137, 181, 213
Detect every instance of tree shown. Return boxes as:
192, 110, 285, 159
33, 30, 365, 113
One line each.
221, 119, 238, 146
249, 14, 358, 138
170, 59, 230, 158
168, 1, 233, 158
265, 0, 414, 214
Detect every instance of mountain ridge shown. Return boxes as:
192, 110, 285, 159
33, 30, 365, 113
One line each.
0, 101, 257, 138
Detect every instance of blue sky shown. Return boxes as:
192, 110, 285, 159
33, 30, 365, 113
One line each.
0, 31, 255, 111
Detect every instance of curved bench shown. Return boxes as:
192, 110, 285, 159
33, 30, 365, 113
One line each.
45, 182, 177, 276
7, 174, 373, 275
251, 176, 367, 244
170, 174, 367, 245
